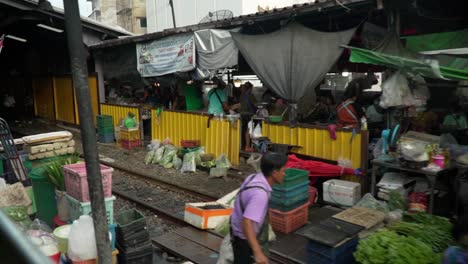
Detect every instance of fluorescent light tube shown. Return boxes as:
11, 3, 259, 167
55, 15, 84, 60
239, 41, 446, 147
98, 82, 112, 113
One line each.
5, 35, 27, 42
37, 24, 64, 33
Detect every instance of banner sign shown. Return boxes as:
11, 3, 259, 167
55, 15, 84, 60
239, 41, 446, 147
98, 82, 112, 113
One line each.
137, 33, 195, 77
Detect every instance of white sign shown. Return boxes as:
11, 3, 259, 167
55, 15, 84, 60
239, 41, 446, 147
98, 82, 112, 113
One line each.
136, 33, 196, 77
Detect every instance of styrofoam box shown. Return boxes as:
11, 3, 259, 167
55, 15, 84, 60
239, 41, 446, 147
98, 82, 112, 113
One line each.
184, 202, 232, 229
323, 180, 361, 207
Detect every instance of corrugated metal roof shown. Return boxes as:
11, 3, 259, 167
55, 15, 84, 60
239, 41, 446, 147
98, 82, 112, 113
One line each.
90, 0, 372, 49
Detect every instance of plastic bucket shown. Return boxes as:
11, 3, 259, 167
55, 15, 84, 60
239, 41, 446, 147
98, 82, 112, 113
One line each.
53, 224, 71, 254
29, 167, 57, 227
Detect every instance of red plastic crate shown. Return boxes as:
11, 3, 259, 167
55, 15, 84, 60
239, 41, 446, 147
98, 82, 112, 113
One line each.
63, 163, 113, 202
269, 202, 309, 234
181, 140, 200, 148
120, 139, 140, 150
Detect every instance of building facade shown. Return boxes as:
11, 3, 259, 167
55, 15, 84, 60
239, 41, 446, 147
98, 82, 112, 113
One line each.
89, 0, 147, 34
145, 0, 315, 33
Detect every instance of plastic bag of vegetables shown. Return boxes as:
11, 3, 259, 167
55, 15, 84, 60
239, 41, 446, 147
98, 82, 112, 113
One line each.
173, 156, 182, 170
144, 150, 156, 165
152, 147, 165, 164
215, 154, 232, 169
181, 152, 196, 173
160, 148, 177, 168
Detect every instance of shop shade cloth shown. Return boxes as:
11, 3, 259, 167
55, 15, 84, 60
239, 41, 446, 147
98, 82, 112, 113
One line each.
231, 23, 356, 124
193, 28, 239, 80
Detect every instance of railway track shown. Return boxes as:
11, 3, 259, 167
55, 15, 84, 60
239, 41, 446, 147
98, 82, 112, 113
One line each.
108, 164, 296, 264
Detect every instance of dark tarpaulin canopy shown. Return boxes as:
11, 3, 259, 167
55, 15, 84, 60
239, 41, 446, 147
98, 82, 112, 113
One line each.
231, 22, 356, 125
346, 30, 468, 80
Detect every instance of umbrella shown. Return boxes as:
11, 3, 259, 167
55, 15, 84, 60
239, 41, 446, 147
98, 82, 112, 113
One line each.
286, 154, 361, 185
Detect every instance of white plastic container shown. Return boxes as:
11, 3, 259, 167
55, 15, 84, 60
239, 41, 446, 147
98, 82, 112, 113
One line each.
323, 179, 361, 207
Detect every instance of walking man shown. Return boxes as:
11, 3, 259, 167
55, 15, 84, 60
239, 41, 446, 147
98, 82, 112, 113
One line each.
230, 152, 288, 264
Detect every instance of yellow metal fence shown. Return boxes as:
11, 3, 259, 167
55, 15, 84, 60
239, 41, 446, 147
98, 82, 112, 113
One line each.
262, 123, 366, 170
151, 110, 240, 165
100, 104, 140, 128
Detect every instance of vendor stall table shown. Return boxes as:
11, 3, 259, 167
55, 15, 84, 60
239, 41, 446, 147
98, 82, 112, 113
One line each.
370, 159, 449, 214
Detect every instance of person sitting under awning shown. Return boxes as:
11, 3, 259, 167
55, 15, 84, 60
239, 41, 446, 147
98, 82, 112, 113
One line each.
336, 80, 366, 128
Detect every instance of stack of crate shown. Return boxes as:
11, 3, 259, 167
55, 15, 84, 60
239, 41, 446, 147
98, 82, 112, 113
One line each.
63, 163, 117, 251
269, 168, 310, 234
120, 127, 140, 150
97, 115, 115, 143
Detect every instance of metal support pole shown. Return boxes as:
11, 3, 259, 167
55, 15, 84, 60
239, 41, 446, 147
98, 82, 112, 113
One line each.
169, 0, 177, 28
62, 1, 112, 263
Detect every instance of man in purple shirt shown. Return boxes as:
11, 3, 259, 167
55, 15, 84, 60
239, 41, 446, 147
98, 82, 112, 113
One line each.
230, 152, 288, 264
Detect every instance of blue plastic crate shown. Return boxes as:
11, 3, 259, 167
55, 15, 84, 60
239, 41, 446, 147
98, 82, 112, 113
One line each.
99, 133, 115, 143
272, 181, 309, 199
109, 223, 117, 251
307, 236, 358, 264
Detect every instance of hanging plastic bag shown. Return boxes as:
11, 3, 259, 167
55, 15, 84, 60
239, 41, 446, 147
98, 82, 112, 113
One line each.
67, 215, 97, 261
251, 124, 263, 139
216, 234, 234, 264
379, 71, 413, 109
181, 152, 196, 173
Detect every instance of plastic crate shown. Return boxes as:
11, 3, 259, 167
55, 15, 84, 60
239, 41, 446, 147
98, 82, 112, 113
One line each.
66, 194, 115, 224
99, 133, 115, 143
96, 115, 114, 127
269, 202, 308, 234
275, 168, 309, 188
109, 223, 117, 251
181, 140, 200, 148
115, 209, 146, 235
98, 126, 114, 135
272, 181, 309, 198
120, 129, 140, 141
307, 237, 358, 264
121, 139, 141, 150
270, 191, 309, 206
63, 163, 113, 202
270, 198, 309, 212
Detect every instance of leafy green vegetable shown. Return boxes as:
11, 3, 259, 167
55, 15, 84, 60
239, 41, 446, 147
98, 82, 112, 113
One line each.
388, 190, 407, 211
403, 212, 453, 233
389, 221, 453, 253
354, 229, 439, 264
44, 153, 81, 191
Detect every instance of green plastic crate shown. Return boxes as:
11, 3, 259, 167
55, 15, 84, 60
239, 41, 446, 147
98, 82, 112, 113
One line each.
270, 191, 309, 207
272, 181, 309, 199
98, 126, 115, 135
274, 168, 308, 188
96, 115, 114, 127
66, 194, 115, 224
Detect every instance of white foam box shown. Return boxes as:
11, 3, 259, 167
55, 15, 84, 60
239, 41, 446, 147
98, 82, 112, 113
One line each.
323, 179, 361, 207
184, 202, 233, 229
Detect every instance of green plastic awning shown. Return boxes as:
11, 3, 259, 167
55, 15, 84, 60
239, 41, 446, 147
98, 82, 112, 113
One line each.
405, 29, 468, 52
348, 46, 468, 80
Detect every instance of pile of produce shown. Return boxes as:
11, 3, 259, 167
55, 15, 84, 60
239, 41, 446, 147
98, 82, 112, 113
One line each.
354, 229, 440, 264
389, 221, 452, 253
355, 213, 453, 264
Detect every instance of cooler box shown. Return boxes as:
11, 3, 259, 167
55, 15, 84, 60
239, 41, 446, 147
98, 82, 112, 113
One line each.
184, 202, 232, 229
323, 180, 361, 207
